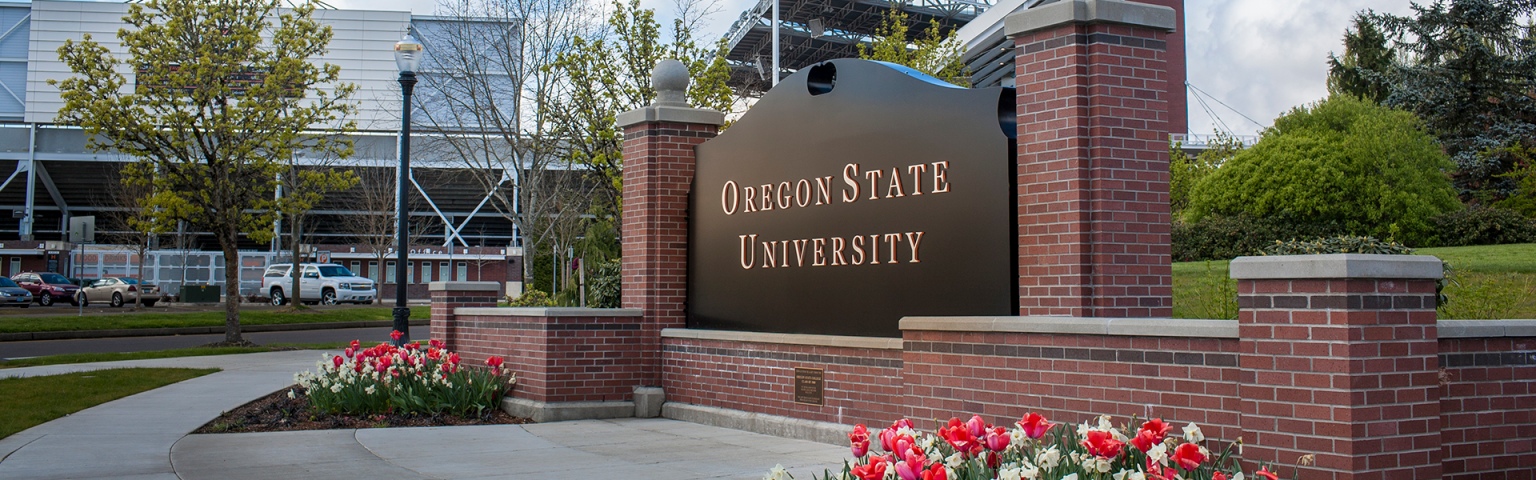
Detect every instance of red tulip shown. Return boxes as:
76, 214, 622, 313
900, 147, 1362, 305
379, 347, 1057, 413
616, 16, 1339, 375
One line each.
1139, 418, 1171, 440
920, 462, 946, 480
1132, 428, 1162, 452
349, 340, 360, 349
1080, 430, 1124, 459
486, 356, 504, 368
390, 330, 403, 341
985, 426, 1010, 452
965, 415, 988, 438
1016, 412, 1054, 439
849, 424, 871, 457
332, 355, 344, 368
448, 353, 460, 365
1170, 442, 1206, 470
429, 339, 445, 349
850, 456, 889, 480
939, 424, 980, 457
1255, 467, 1279, 480
1213, 473, 1229, 480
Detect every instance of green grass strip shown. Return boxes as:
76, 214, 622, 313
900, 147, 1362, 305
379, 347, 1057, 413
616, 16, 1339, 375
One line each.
0, 306, 429, 334
0, 367, 219, 439
0, 342, 347, 369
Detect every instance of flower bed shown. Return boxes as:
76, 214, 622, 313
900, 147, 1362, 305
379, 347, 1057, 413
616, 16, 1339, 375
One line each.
293, 332, 516, 416
770, 413, 1296, 480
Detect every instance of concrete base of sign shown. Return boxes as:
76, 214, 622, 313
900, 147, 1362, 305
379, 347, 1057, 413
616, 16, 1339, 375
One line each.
634, 387, 665, 418
662, 402, 849, 446
501, 397, 634, 423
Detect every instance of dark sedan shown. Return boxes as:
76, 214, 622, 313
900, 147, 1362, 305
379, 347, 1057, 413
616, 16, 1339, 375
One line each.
0, 277, 34, 307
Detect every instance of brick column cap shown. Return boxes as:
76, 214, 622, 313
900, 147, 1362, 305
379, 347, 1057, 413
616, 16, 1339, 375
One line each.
1004, 0, 1176, 38
616, 105, 725, 129
428, 281, 501, 292
454, 307, 643, 317
1230, 254, 1444, 280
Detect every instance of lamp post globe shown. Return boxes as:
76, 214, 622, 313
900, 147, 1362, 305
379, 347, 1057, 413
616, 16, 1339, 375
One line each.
391, 30, 423, 345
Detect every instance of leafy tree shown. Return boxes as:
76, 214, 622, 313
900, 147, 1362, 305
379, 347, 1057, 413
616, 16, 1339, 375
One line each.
52, 0, 356, 344
1360, 0, 1536, 199
857, 8, 969, 86
1185, 95, 1461, 246
1170, 133, 1244, 216
544, 0, 733, 230
1327, 13, 1397, 103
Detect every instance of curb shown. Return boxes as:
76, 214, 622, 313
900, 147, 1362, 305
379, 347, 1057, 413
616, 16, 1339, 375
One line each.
0, 319, 430, 342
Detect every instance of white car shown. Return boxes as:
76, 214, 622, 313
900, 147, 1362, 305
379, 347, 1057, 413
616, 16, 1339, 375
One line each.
262, 263, 376, 305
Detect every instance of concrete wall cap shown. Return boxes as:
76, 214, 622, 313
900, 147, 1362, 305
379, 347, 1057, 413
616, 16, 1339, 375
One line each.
427, 281, 501, 292
1230, 254, 1444, 280
616, 105, 726, 129
660, 328, 903, 350
1005, 0, 1176, 37
1437, 319, 1536, 338
899, 316, 1238, 338
454, 307, 644, 317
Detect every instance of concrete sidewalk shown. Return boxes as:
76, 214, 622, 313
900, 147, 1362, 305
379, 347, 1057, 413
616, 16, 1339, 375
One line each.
0, 351, 851, 479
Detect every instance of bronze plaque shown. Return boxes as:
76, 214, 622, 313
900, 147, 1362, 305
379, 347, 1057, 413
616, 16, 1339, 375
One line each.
794, 367, 824, 406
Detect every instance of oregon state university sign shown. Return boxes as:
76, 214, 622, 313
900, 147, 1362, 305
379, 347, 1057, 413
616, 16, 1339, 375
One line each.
690, 59, 1017, 337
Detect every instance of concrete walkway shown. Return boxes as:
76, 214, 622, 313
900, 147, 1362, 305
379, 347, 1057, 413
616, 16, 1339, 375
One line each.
0, 351, 850, 479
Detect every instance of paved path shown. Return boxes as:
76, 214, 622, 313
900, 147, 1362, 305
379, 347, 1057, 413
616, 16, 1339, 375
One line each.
0, 351, 850, 479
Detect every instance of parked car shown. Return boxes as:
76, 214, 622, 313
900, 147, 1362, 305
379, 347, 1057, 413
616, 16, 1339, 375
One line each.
11, 272, 81, 306
0, 277, 34, 307
262, 263, 376, 305
79, 277, 160, 308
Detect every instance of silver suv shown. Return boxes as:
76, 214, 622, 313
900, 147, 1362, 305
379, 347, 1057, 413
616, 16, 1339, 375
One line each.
262, 263, 376, 305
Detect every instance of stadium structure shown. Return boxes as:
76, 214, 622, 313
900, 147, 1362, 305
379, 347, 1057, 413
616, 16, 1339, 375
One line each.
0, 0, 1186, 298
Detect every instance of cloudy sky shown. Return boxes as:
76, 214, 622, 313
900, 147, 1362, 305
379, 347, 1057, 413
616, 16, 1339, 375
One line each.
334, 0, 1417, 136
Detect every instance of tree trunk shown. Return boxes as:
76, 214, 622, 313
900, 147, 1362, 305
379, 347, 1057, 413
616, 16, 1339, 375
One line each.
134, 243, 146, 310
290, 213, 303, 306
220, 230, 244, 344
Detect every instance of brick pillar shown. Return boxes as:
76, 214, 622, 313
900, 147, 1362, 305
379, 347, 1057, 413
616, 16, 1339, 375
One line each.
1233, 254, 1444, 480
1006, 0, 1176, 317
615, 61, 725, 386
428, 281, 500, 348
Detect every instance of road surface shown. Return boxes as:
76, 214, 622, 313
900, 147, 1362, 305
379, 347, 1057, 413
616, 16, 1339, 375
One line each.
0, 326, 400, 359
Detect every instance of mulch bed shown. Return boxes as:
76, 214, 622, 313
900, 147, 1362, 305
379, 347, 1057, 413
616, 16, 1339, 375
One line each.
194, 386, 532, 434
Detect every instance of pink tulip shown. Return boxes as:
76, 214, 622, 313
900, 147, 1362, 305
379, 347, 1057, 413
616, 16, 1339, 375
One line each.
985, 427, 1010, 452
966, 415, 988, 438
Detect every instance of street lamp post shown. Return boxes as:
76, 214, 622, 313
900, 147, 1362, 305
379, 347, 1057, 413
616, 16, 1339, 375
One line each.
392, 30, 424, 345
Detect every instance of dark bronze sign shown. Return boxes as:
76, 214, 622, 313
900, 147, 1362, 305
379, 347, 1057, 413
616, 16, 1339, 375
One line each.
794, 367, 824, 406
689, 59, 1017, 337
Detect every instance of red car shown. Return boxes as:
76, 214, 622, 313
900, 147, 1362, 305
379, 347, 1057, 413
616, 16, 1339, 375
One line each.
11, 272, 81, 306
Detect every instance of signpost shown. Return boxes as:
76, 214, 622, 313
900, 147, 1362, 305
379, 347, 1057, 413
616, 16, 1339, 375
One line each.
69, 216, 94, 316
689, 59, 1018, 337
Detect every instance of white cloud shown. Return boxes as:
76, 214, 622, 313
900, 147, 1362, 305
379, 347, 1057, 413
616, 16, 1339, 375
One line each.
1184, 0, 1414, 135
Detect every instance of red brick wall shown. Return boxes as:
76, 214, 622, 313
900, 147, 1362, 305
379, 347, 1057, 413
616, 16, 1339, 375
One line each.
1132, 0, 1187, 136
433, 310, 647, 403
1013, 22, 1174, 317
1238, 278, 1443, 480
1439, 337, 1536, 479
662, 336, 905, 427
621, 121, 719, 386
902, 331, 1242, 442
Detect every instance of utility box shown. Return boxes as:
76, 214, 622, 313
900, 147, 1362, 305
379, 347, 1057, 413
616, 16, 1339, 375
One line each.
181, 284, 221, 303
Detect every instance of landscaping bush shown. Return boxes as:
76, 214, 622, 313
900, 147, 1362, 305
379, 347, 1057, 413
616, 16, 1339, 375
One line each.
587, 259, 621, 308
1172, 214, 1346, 261
1185, 95, 1460, 246
784, 413, 1289, 480
507, 289, 555, 307
294, 334, 514, 416
1263, 235, 1412, 255
1428, 205, 1536, 247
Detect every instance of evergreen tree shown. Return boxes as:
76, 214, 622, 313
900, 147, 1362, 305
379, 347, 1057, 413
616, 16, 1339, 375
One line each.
1327, 14, 1397, 103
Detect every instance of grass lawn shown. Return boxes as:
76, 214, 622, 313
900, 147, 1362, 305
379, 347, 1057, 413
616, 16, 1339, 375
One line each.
0, 368, 219, 439
0, 306, 429, 334
0, 342, 348, 369
1173, 243, 1536, 319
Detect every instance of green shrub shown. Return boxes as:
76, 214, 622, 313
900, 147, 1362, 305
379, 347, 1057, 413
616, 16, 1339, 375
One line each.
1263, 235, 1413, 255
1429, 205, 1536, 247
1172, 214, 1347, 261
507, 289, 555, 307
1186, 95, 1460, 246
587, 259, 621, 308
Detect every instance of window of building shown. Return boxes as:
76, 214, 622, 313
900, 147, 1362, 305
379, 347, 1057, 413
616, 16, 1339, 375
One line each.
350, 261, 361, 278
456, 262, 467, 281
386, 261, 396, 283
368, 261, 378, 282
420, 261, 430, 284
9, 257, 20, 277
439, 262, 449, 282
